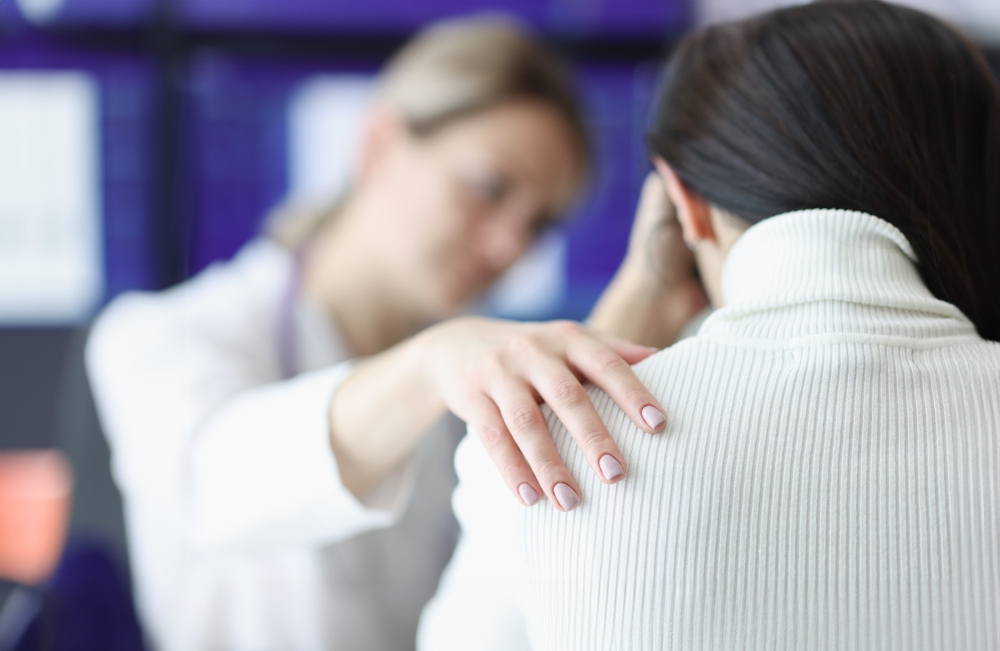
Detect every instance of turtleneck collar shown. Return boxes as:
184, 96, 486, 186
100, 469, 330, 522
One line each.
698, 209, 976, 343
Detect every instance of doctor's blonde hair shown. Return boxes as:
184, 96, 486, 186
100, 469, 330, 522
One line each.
266, 14, 589, 249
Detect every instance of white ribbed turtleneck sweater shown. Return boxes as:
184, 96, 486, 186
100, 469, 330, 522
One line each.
418, 209, 1000, 651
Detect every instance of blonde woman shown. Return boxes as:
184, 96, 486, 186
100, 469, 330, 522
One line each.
86, 15, 703, 651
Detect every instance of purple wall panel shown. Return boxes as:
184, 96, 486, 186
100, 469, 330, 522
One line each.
177, 0, 544, 33
99, 62, 156, 298
0, 35, 157, 301
51, 0, 152, 27
561, 62, 659, 319
0, 1, 29, 26
0, 0, 152, 27
182, 54, 380, 273
2, 0, 688, 36
174, 0, 690, 36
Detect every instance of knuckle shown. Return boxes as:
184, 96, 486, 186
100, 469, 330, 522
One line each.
553, 378, 586, 405
477, 425, 507, 449
622, 385, 650, 408
506, 335, 540, 357
577, 427, 608, 450
508, 405, 540, 432
498, 458, 526, 481
592, 350, 624, 374
532, 456, 564, 479
551, 320, 581, 338
481, 351, 506, 373
459, 385, 482, 405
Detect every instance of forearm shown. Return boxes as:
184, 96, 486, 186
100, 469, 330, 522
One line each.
328, 329, 447, 498
188, 363, 410, 549
588, 261, 696, 349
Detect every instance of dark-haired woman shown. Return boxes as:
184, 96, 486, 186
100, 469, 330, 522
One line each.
419, 3, 1000, 649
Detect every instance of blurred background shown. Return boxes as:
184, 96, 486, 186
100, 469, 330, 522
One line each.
0, 0, 998, 645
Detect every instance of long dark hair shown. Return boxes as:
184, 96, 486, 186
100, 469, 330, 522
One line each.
648, 1, 1000, 341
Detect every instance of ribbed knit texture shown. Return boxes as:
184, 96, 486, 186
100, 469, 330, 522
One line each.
521, 210, 1000, 651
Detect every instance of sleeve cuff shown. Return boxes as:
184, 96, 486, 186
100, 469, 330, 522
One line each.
188, 360, 419, 550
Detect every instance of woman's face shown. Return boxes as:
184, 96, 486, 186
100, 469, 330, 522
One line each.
356, 99, 583, 319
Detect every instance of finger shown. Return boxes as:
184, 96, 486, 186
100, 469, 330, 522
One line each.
465, 394, 543, 507
489, 373, 582, 512
523, 353, 627, 485
632, 172, 673, 236
597, 332, 659, 365
566, 335, 668, 434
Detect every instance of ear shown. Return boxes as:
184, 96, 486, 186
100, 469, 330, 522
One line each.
354, 106, 409, 185
651, 157, 716, 244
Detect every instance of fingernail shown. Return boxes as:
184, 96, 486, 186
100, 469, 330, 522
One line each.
641, 405, 667, 431
518, 483, 539, 506
553, 483, 580, 511
599, 454, 624, 481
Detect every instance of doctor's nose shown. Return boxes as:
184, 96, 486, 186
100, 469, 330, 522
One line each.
475, 213, 534, 275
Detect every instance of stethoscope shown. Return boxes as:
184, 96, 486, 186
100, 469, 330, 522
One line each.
274, 249, 306, 381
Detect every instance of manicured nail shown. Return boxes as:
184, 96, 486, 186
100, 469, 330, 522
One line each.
599, 454, 624, 481
641, 405, 667, 431
518, 483, 539, 506
553, 483, 580, 511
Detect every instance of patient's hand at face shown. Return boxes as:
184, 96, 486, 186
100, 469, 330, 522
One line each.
652, 159, 749, 308
588, 171, 708, 349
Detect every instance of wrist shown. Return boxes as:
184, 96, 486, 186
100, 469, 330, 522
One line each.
408, 323, 452, 412
327, 326, 449, 497
612, 253, 685, 301
591, 256, 706, 348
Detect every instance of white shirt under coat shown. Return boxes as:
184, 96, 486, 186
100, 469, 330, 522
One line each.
419, 209, 1000, 651
86, 239, 461, 651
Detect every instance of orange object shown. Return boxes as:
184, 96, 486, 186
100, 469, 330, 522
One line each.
0, 450, 73, 584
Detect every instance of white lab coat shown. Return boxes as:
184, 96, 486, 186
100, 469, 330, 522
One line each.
87, 238, 461, 651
